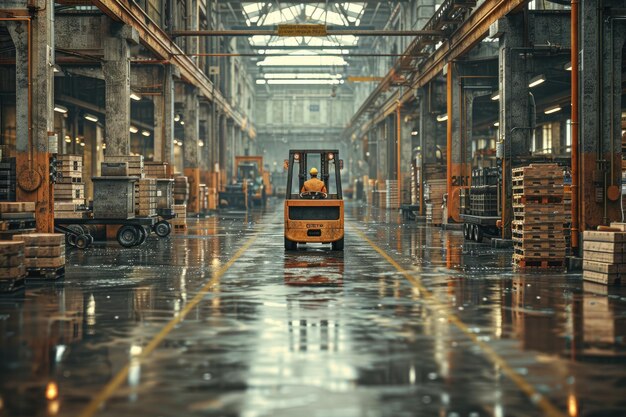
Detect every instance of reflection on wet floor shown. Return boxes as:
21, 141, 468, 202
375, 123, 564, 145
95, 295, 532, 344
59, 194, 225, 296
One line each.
0, 201, 625, 417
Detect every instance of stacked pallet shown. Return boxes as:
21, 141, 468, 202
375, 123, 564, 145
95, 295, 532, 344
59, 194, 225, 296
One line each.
55, 155, 86, 218
105, 155, 144, 178
512, 164, 565, 270
583, 229, 626, 285
0, 158, 16, 202
199, 184, 208, 212
135, 178, 157, 217
385, 180, 399, 210
0, 241, 26, 291
174, 176, 189, 204
0, 202, 36, 236
425, 179, 446, 225
563, 184, 572, 256
144, 162, 169, 179
13, 233, 65, 275
171, 204, 187, 231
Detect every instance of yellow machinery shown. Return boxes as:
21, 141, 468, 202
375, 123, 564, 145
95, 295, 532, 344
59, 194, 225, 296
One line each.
219, 156, 270, 209
284, 149, 344, 251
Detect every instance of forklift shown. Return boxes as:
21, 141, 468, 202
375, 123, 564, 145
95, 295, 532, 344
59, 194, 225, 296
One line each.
284, 149, 344, 251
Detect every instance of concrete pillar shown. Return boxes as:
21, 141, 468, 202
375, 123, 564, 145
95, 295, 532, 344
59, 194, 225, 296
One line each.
183, 85, 200, 213
153, 65, 175, 163
219, 114, 227, 185
185, 0, 199, 57
498, 14, 530, 238
7, 0, 55, 232
103, 23, 137, 155
446, 63, 465, 223
580, 1, 625, 229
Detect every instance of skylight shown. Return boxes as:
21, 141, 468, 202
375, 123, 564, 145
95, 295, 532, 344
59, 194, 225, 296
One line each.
257, 55, 348, 67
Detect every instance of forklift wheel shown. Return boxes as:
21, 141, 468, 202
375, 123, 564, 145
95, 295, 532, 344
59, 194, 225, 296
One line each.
284, 237, 297, 251
474, 225, 483, 243
75, 234, 89, 249
332, 237, 344, 251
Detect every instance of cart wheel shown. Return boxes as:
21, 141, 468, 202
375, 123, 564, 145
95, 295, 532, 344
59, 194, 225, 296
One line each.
474, 225, 483, 243
284, 237, 297, 251
75, 234, 89, 249
66, 233, 77, 247
137, 226, 148, 245
154, 221, 171, 237
463, 224, 470, 240
117, 225, 139, 247
332, 237, 344, 251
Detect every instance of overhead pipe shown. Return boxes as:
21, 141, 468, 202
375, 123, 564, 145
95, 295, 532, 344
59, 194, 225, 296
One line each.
571, 0, 580, 254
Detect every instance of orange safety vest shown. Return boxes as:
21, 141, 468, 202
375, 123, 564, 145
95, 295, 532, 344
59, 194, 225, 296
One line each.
301, 177, 327, 193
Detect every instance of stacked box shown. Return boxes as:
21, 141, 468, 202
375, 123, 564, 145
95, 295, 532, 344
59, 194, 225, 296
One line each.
512, 164, 565, 270
144, 162, 169, 179
171, 204, 187, 228
0, 241, 26, 281
104, 155, 144, 178
386, 180, 399, 210
0, 202, 36, 235
583, 229, 626, 285
55, 155, 88, 218
13, 233, 65, 270
199, 184, 208, 212
174, 176, 189, 204
0, 158, 16, 202
135, 178, 157, 217
425, 179, 446, 225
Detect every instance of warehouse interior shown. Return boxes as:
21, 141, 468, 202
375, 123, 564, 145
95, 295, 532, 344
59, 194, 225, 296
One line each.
0, 1, 626, 416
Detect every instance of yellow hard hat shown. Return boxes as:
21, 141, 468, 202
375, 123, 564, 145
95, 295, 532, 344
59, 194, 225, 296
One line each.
310, 167, 318, 175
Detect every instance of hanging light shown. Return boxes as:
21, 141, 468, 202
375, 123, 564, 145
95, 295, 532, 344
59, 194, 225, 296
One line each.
564, 62, 572, 71
130, 92, 142, 101
64, 135, 71, 143
490, 91, 500, 101
80, 142, 85, 147
493, 121, 500, 127
180, 120, 185, 125
199, 140, 204, 147
84, 113, 98, 123
436, 114, 448, 122
528, 74, 546, 88
54, 104, 68, 114
141, 130, 151, 137
174, 114, 181, 122
544, 105, 562, 114
129, 126, 139, 134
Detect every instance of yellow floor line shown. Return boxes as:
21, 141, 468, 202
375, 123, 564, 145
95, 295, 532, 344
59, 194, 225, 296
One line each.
349, 223, 567, 417
77, 232, 259, 417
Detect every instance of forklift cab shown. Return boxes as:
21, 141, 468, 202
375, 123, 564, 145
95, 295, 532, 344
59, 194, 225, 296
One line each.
284, 150, 344, 251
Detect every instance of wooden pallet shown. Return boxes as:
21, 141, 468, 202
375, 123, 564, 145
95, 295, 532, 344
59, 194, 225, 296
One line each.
583, 241, 626, 253
512, 221, 563, 232
512, 195, 564, 205
583, 230, 626, 243
512, 177, 562, 187
56, 176, 83, 184
513, 213, 565, 223
0, 275, 25, 293
512, 185, 564, 196
512, 254, 565, 270
513, 248, 565, 258
583, 270, 621, 286
511, 164, 563, 179
512, 230, 564, 241
25, 266, 65, 281
513, 240, 566, 250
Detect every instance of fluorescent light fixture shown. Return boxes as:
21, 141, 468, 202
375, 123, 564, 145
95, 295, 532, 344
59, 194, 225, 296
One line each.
80, 142, 85, 147
64, 135, 71, 143
199, 140, 204, 147
129, 126, 139, 134
544, 105, 562, 114
436, 114, 448, 122
141, 130, 150, 137
265, 79, 341, 85
490, 92, 500, 101
174, 114, 181, 122
263, 73, 343, 80
54, 104, 68, 114
180, 120, 185, 125
564, 62, 572, 71
130, 92, 142, 101
102, 143, 107, 149
493, 121, 500, 127
84, 113, 98, 123
52, 64, 61, 73
256, 79, 267, 85
528, 74, 546, 88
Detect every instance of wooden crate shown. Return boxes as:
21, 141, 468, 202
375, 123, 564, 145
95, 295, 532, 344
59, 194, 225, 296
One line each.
0, 202, 35, 213
54, 183, 85, 200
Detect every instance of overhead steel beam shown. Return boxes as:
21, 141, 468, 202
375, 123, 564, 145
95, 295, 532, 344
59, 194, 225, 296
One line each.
345, 0, 527, 136
91, 0, 244, 126
170, 29, 444, 37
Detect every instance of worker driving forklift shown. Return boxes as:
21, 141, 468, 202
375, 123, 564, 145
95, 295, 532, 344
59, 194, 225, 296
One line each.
284, 150, 344, 251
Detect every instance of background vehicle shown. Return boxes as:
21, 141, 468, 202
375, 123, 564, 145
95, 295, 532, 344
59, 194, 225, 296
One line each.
284, 149, 344, 251
219, 156, 270, 209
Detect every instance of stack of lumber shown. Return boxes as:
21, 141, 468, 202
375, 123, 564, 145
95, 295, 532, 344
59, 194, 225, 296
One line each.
583, 227, 626, 285
135, 178, 157, 217
425, 179, 446, 226
0, 158, 16, 202
144, 162, 169, 179
512, 163, 565, 270
105, 155, 144, 178
0, 241, 26, 286
0, 202, 36, 236
171, 204, 187, 230
385, 180, 399, 210
174, 176, 189, 204
13, 233, 65, 272
55, 155, 87, 218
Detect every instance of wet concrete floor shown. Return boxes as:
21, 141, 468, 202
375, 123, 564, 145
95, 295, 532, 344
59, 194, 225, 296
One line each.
1, 200, 625, 417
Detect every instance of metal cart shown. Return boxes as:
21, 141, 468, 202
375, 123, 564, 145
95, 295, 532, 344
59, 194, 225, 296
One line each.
55, 216, 157, 249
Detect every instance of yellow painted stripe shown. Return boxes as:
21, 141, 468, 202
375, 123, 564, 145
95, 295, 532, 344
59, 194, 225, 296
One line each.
350, 223, 567, 417
78, 232, 259, 417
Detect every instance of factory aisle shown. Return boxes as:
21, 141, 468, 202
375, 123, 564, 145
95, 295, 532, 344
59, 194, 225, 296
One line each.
1, 201, 625, 417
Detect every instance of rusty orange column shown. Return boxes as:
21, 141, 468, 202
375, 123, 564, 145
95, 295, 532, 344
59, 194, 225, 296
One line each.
446, 63, 463, 223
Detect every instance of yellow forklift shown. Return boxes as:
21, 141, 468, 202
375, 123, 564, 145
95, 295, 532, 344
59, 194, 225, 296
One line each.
284, 149, 344, 251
